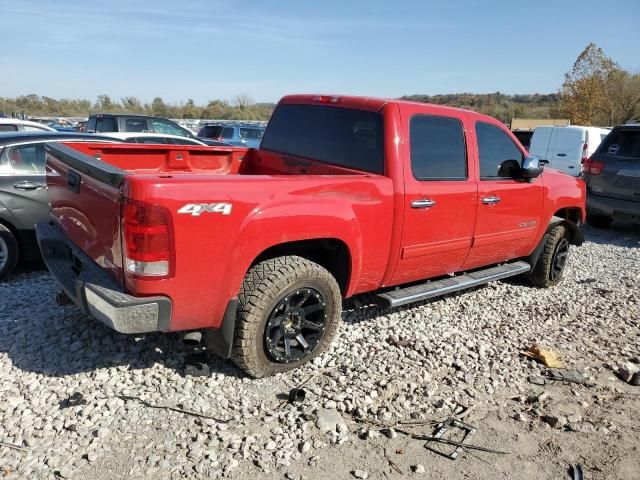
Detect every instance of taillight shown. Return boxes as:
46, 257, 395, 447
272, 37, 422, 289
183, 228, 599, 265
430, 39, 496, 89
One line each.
582, 157, 605, 175
581, 142, 589, 163
122, 198, 174, 278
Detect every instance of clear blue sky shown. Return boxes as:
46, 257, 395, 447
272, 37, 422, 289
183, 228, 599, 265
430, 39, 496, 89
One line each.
2, 0, 639, 104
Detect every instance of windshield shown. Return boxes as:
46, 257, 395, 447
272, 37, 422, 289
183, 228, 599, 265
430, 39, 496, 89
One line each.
261, 104, 384, 174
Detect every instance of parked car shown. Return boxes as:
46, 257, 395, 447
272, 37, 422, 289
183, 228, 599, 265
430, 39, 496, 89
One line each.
0, 132, 118, 280
529, 126, 610, 176
99, 132, 210, 146
197, 123, 265, 148
0, 118, 57, 133
37, 94, 585, 377
582, 124, 640, 227
86, 114, 229, 147
87, 114, 195, 137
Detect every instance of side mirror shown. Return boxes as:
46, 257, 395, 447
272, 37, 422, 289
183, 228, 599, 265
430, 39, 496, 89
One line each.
520, 156, 543, 179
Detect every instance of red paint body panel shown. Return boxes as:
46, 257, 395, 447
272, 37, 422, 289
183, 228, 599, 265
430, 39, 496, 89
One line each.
44, 95, 586, 333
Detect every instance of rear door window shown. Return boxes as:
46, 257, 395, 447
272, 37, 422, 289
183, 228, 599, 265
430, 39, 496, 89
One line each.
0, 125, 19, 132
4, 144, 46, 174
124, 118, 148, 132
599, 129, 640, 159
200, 125, 224, 138
261, 104, 384, 174
410, 115, 467, 180
476, 122, 524, 179
239, 128, 264, 140
95, 117, 116, 132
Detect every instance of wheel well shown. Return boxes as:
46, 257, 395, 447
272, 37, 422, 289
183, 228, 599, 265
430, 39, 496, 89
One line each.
0, 218, 19, 241
553, 207, 582, 225
0, 218, 21, 257
550, 208, 584, 245
252, 239, 351, 295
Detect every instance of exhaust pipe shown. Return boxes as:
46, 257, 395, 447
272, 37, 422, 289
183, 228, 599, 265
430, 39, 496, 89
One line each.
183, 331, 203, 346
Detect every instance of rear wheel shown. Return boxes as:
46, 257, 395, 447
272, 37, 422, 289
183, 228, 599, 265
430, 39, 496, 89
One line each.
586, 214, 612, 229
527, 224, 569, 288
0, 225, 19, 282
232, 256, 342, 378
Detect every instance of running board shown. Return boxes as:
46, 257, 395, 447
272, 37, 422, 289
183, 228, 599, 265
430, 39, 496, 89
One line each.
376, 261, 531, 308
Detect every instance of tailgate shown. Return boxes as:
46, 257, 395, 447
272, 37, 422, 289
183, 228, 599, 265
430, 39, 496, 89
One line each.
45, 143, 127, 283
44, 142, 247, 284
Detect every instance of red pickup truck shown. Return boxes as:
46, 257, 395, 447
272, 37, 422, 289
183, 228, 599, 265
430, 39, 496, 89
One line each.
36, 95, 586, 377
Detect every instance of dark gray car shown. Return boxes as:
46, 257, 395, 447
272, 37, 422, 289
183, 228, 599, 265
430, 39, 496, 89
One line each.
0, 132, 117, 280
583, 124, 640, 228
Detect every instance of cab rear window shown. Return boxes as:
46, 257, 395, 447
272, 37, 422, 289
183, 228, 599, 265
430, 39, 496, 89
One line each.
599, 129, 640, 159
261, 104, 384, 174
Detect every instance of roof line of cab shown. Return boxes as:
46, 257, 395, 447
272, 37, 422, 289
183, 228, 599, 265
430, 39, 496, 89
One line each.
278, 94, 493, 119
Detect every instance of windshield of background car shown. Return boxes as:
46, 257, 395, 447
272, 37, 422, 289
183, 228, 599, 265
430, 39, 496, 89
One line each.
239, 128, 264, 140
152, 119, 190, 137
261, 104, 384, 174
598, 129, 640, 160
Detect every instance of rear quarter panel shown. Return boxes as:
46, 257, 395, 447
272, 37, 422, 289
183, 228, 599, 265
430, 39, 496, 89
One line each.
126, 174, 394, 331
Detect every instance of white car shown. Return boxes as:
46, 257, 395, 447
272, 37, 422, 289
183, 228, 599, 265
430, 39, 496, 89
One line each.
0, 118, 57, 133
529, 125, 611, 176
97, 132, 208, 146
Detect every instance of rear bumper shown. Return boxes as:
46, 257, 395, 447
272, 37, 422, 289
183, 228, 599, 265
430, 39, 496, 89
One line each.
587, 194, 640, 223
36, 221, 172, 334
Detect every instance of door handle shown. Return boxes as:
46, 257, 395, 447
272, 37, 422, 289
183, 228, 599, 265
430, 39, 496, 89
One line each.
411, 199, 437, 209
13, 181, 44, 191
482, 196, 501, 205
556, 153, 567, 157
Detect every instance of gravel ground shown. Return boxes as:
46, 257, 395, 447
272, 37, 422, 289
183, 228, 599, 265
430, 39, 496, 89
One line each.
1, 224, 639, 480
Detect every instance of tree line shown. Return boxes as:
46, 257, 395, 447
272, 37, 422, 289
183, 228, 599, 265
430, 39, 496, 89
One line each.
0, 94, 275, 120
2, 43, 638, 126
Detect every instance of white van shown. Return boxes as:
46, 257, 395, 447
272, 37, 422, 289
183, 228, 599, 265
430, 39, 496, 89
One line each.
529, 126, 611, 176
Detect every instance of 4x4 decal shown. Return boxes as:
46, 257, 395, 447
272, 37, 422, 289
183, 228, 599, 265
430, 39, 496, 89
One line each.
178, 203, 232, 216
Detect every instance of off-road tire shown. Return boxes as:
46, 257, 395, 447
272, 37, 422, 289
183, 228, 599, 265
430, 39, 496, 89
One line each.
526, 224, 569, 288
586, 214, 612, 229
232, 256, 342, 378
0, 225, 19, 282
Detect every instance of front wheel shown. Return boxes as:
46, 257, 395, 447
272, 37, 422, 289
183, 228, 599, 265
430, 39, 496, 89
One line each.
232, 256, 342, 378
526, 224, 570, 288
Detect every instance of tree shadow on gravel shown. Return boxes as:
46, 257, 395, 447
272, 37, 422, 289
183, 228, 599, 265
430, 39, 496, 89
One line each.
0, 271, 244, 380
582, 222, 640, 248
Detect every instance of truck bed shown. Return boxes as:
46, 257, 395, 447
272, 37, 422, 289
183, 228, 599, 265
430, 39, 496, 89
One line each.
43, 142, 394, 332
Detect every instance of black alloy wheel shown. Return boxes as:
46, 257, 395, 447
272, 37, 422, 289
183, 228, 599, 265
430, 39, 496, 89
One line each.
550, 236, 569, 282
264, 288, 326, 363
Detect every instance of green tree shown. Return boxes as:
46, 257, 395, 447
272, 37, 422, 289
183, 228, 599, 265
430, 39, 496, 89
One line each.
151, 97, 168, 117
